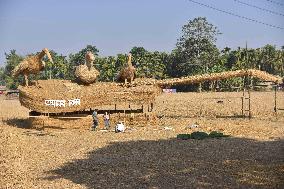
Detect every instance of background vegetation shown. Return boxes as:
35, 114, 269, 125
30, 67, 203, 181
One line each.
0, 17, 283, 90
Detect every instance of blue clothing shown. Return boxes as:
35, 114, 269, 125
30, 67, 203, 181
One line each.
104, 119, 110, 129
92, 111, 98, 129
92, 111, 98, 120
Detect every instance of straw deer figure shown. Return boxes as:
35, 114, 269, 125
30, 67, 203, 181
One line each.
12, 48, 53, 86
117, 53, 136, 83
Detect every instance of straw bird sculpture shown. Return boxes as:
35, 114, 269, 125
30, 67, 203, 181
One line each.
85, 51, 95, 70
75, 52, 100, 84
12, 48, 53, 86
117, 53, 136, 83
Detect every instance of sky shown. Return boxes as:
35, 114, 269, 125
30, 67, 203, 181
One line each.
0, 0, 284, 66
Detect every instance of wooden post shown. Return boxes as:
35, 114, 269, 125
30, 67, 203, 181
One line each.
274, 84, 277, 112
124, 99, 126, 124
43, 119, 45, 130
187, 101, 189, 117
242, 83, 245, 117
248, 88, 251, 119
241, 96, 244, 117
198, 83, 202, 93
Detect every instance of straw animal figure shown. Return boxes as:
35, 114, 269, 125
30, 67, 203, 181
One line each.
75, 52, 100, 84
85, 51, 95, 70
117, 53, 136, 83
12, 48, 53, 86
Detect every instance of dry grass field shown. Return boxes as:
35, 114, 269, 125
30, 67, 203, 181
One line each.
0, 91, 284, 188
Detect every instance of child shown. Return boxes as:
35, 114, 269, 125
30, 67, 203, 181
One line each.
103, 112, 110, 130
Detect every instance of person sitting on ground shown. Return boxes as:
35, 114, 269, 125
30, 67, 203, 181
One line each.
115, 121, 125, 133
103, 112, 110, 130
92, 109, 99, 131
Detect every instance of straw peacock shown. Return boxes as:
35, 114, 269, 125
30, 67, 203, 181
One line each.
12, 48, 53, 86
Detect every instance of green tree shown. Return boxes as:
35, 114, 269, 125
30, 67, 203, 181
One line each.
130, 46, 147, 67
260, 45, 278, 74
3, 50, 24, 89
129, 47, 168, 79
42, 50, 69, 80
174, 17, 221, 76
96, 56, 117, 81
0, 67, 5, 86
69, 45, 99, 66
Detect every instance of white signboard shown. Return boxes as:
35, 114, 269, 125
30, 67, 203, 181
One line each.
44, 99, 80, 108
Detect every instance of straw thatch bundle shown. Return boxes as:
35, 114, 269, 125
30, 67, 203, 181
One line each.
156, 69, 282, 87
117, 54, 136, 82
75, 65, 99, 84
248, 69, 282, 83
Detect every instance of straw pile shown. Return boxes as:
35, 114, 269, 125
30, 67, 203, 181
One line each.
19, 79, 160, 113
156, 69, 282, 87
75, 65, 99, 84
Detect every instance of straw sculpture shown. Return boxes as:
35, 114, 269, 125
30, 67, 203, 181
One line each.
75, 52, 100, 84
18, 69, 282, 114
19, 79, 160, 113
156, 69, 282, 87
117, 53, 136, 83
12, 48, 53, 86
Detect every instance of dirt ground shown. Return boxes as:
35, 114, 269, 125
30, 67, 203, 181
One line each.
0, 92, 284, 189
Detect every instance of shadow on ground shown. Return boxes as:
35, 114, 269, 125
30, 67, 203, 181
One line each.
4, 118, 31, 129
4, 118, 67, 131
45, 137, 284, 188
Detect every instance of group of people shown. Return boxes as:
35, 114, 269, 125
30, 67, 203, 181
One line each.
92, 110, 125, 132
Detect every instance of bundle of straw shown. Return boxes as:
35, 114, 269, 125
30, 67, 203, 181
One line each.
75, 65, 100, 84
157, 69, 282, 87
